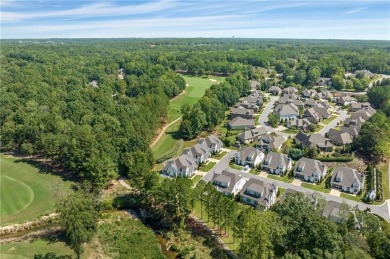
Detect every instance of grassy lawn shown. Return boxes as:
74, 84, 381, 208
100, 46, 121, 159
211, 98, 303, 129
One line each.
314, 124, 324, 133
199, 162, 216, 172
340, 193, 363, 202
168, 75, 224, 123
250, 169, 259, 175
0, 154, 70, 226
229, 162, 243, 170
0, 238, 75, 258
213, 151, 227, 160
152, 120, 182, 158
282, 128, 298, 134
321, 115, 337, 125
379, 160, 390, 199
191, 175, 203, 186
267, 174, 293, 183
301, 183, 330, 193
278, 187, 286, 197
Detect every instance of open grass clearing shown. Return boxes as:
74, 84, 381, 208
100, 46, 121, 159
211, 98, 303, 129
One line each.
191, 175, 203, 186
0, 238, 75, 259
0, 154, 70, 226
199, 162, 216, 172
152, 120, 182, 158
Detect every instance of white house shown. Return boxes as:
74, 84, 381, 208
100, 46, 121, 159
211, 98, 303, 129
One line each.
261, 152, 292, 175
234, 147, 265, 168
182, 144, 211, 164
293, 157, 327, 183
198, 135, 223, 154
211, 169, 247, 196
161, 154, 198, 178
240, 178, 278, 210
331, 166, 365, 194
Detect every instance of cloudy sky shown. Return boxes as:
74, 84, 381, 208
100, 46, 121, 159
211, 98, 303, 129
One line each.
1, 0, 389, 39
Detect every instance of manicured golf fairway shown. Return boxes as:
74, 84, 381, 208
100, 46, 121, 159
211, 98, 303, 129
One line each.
153, 75, 224, 159
0, 155, 70, 226
167, 75, 224, 123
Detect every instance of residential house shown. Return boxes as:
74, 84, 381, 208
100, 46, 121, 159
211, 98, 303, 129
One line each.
235, 101, 260, 112
340, 126, 360, 139
316, 77, 332, 87
354, 70, 374, 79
250, 80, 260, 91
344, 117, 365, 127
237, 127, 267, 144
227, 117, 255, 130
351, 102, 370, 112
198, 135, 223, 154
255, 134, 286, 152
242, 96, 263, 106
230, 107, 254, 120
161, 154, 198, 178
240, 178, 278, 210
302, 89, 317, 98
351, 106, 376, 120
211, 169, 247, 196
269, 86, 282, 95
293, 157, 327, 183
261, 152, 292, 175
274, 103, 299, 121
322, 201, 349, 223
183, 144, 211, 164
287, 118, 312, 132
316, 90, 333, 100
327, 129, 353, 146
303, 108, 320, 124
295, 132, 333, 152
283, 86, 299, 94
335, 95, 357, 106
331, 166, 365, 194
304, 99, 317, 108
234, 147, 265, 168
313, 104, 331, 119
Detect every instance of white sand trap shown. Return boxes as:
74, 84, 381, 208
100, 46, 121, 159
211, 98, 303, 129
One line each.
186, 83, 189, 86
209, 79, 217, 82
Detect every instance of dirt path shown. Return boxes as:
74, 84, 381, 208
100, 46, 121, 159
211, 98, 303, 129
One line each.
169, 90, 186, 102
150, 116, 182, 148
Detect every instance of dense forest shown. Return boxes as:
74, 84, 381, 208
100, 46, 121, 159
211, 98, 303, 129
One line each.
1, 38, 390, 187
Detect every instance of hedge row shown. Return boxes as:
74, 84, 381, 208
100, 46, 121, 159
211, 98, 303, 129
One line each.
155, 139, 184, 164
317, 156, 354, 162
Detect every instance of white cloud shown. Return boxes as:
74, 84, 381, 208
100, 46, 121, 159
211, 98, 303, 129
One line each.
344, 7, 366, 14
1, 0, 176, 22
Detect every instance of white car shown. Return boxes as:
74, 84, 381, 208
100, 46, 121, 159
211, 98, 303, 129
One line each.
243, 165, 250, 172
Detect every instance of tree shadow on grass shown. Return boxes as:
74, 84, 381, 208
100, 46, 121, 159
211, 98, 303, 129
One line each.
13, 156, 79, 184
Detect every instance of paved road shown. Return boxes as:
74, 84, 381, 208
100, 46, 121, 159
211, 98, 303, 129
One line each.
258, 96, 290, 138
317, 110, 348, 136
202, 151, 390, 222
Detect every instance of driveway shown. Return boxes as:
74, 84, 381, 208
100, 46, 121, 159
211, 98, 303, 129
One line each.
291, 179, 302, 186
329, 189, 341, 197
317, 110, 348, 136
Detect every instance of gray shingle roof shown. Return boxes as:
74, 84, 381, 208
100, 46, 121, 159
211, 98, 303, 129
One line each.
228, 117, 255, 128
294, 157, 326, 177
240, 178, 277, 207
274, 103, 299, 116
331, 166, 364, 189
262, 152, 290, 170
237, 147, 263, 163
211, 169, 243, 195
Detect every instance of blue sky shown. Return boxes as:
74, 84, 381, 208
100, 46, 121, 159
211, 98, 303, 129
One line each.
1, 0, 389, 39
